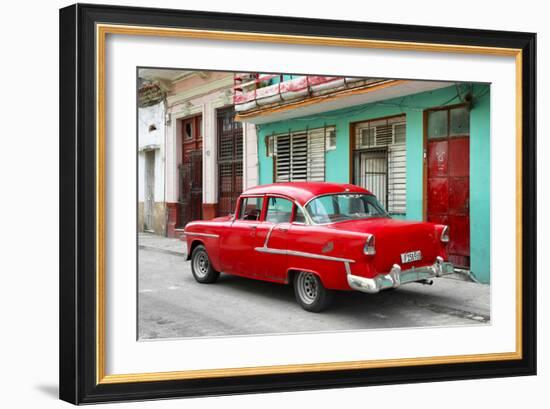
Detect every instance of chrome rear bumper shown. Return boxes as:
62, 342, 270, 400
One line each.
347, 256, 454, 294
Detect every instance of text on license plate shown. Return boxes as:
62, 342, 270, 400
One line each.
400, 250, 422, 263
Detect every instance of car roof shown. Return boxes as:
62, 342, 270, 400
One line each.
241, 182, 372, 206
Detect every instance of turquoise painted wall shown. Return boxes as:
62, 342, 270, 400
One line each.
256, 84, 491, 282
469, 84, 491, 283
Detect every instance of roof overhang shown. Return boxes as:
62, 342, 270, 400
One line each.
235, 79, 453, 125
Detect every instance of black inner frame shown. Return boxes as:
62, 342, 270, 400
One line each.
59, 4, 537, 404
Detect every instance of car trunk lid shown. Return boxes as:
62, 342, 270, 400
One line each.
327, 218, 440, 273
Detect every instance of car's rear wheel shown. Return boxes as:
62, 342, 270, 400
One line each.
293, 271, 333, 312
191, 245, 220, 284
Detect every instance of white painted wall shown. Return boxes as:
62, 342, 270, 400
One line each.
137, 101, 166, 202
137, 153, 144, 202
137, 149, 165, 202
244, 123, 259, 189
138, 102, 165, 150
154, 148, 165, 201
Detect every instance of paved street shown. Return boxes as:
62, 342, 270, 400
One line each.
138, 234, 490, 340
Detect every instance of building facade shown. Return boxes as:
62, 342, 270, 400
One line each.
138, 70, 259, 238
235, 75, 490, 283
137, 81, 166, 235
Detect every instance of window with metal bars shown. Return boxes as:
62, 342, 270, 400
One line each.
217, 107, 243, 216
353, 116, 406, 215
272, 126, 333, 182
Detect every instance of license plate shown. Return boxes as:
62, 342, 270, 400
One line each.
400, 250, 422, 263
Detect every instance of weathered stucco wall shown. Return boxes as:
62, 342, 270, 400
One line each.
137, 202, 166, 236
137, 100, 166, 236
138, 101, 165, 150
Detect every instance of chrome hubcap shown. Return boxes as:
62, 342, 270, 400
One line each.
193, 251, 209, 278
296, 272, 318, 304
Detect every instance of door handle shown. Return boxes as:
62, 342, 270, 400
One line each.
248, 225, 257, 229
277, 226, 289, 232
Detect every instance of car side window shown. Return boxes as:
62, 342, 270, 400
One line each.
265, 197, 293, 223
238, 197, 263, 221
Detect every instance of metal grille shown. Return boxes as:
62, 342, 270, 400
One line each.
354, 148, 388, 209
217, 107, 243, 216
354, 116, 406, 214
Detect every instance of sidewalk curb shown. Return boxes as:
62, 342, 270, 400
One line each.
139, 245, 188, 258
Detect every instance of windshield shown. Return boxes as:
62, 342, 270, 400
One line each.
305, 193, 389, 224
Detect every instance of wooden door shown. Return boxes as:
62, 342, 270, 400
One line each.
178, 115, 203, 227
426, 106, 470, 268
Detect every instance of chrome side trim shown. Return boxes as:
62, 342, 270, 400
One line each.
294, 202, 314, 225
255, 246, 355, 264
263, 224, 277, 247
344, 261, 352, 275
184, 232, 220, 239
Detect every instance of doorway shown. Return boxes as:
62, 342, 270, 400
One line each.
178, 115, 203, 227
425, 105, 470, 268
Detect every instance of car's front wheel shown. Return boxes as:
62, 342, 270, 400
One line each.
293, 271, 333, 312
191, 244, 220, 284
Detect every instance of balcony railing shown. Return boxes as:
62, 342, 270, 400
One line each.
233, 74, 383, 114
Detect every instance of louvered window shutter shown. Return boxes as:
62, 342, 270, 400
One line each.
290, 132, 308, 181
275, 135, 291, 182
274, 126, 331, 182
306, 127, 326, 181
374, 124, 393, 146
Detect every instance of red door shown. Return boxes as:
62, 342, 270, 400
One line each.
178, 115, 203, 226
426, 106, 470, 268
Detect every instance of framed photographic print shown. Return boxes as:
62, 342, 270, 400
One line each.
59, 3, 536, 404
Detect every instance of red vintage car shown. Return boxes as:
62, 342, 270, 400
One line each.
184, 182, 453, 312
